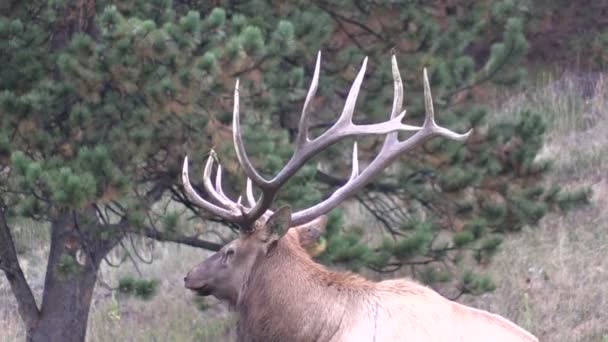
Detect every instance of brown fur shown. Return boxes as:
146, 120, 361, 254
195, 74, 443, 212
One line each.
185, 209, 538, 342
235, 232, 538, 342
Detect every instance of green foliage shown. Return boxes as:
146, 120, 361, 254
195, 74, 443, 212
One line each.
592, 30, 608, 66
462, 270, 496, 295
556, 188, 591, 211
241, 26, 264, 56
206, 8, 225, 28
453, 230, 475, 247
485, 17, 528, 85
393, 223, 433, 260
118, 276, 159, 300
324, 230, 370, 271
133, 278, 159, 300
0, 0, 590, 309
270, 20, 295, 55
418, 267, 451, 285
118, 276, 136, 294
56, 254, 81, 278
192, 295, 211, 312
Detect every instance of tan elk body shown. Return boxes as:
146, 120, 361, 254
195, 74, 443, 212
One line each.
183, 52, 539, 342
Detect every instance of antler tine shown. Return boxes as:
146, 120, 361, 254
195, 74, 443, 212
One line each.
201, 151, 240, 211
422, 68, 435, 127
349, 142, 359, 182
421, 68, 472, 141
232, 79, 271, 189
289, 56, 472, 226
336, 57, 368, 126
296, 51, 321, 148
382, 54, 405, 150
391, 54, 404, 120
245, 178, 257, 208
215, 165, 236, 207
182, 156, 242, 222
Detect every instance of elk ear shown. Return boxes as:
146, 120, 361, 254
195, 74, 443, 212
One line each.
261, 206, 291, 253
292, 216, 327, 249
264, 205, 292, 239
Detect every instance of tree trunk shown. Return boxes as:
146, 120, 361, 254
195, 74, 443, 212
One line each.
27, 259, 99, 342
0, 203, 41, 338
26, 211, 117, 342
9, 2, 112, 341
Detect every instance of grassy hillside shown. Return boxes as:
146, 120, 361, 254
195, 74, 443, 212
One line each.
1, 72, 607, 341
461, 72, 608, 342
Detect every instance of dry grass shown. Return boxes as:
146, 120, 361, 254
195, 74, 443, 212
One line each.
461, 184, 608, 341
1, 72, 607, 341
461, 71, 608, 342
0, 220, 237, 342
87, 244, 236, 342
0, 221, 48, 342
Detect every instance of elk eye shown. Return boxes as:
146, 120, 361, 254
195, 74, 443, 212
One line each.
222, 249, 234, 264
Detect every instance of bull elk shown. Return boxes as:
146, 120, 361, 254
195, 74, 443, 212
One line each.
183, 52, 538, 342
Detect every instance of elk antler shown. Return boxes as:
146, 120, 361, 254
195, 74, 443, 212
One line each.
183, 52, 471, 230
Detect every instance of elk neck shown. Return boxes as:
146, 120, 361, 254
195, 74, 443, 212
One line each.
235, 232, 373, 341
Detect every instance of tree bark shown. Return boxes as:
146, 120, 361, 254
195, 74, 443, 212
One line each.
26, 210, 118, 342
0, 203, 41, 337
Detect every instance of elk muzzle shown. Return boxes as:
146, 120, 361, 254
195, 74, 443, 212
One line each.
184, 253, 222, 296
184, 271, 211, 296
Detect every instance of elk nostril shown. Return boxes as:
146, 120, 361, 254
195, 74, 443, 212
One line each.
184, 276, 188, 283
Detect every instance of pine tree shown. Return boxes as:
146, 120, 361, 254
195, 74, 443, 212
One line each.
0, 0, 589, 340
0, 0, 300, 339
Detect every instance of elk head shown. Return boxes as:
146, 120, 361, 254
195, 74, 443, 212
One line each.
182, 52, 470, 303
184, 207, 326, 304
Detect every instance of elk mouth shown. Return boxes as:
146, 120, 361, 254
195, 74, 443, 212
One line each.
185, 281, 212, 296
193, 285, 212, 296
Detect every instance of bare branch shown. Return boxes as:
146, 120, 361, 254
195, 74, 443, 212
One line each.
139, 226, 223, 251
